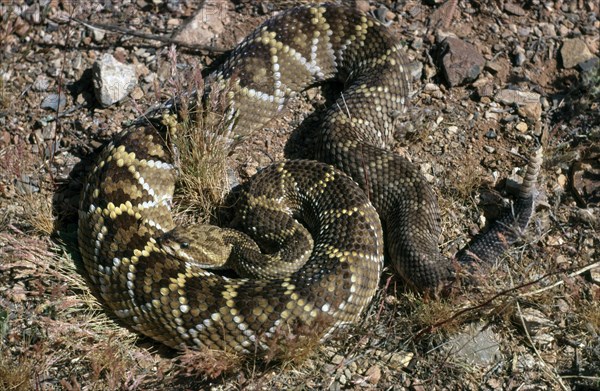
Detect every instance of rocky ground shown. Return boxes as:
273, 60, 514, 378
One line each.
1, 0, 599, 390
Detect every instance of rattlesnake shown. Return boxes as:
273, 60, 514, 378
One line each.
78, 4, 542, 353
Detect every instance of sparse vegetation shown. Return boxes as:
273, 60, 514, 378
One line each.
0, 0, 598, 389
164, 50, 235, 225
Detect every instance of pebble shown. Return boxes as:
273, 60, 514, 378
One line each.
485, 129, 497, 139
484, 111, 498, 120
32, 75, 50, 92
130, 86, 144, 100
41, 93, 66, 111
495, 89, 541, 106
557, 174, 567, 188
484, 145, 495, 153
411, 37, 423, 50
515, 307, 555, 346
476, 83, 494, 98
365, 365, 381, 385
331, 354, 344, 365
504, 2, 526, 16
579, 56, 600, 72
92, 29, 105, 43
517, 102, 542, 121
514, 51, 527, 66
92, 53, 138, 107
515, 122, 528, 132
14, 175, 40, 194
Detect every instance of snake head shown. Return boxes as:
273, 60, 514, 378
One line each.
157, 225, 233, 270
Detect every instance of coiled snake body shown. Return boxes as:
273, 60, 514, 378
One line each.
78, 4, 542, 352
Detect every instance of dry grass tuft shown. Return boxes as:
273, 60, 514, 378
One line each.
261, 313, 333, 365
0, 77, 9, 110
16, 192, 55, 236
165, 54, 236, 223
175, 347, 244, 380
0, 351, 34, 391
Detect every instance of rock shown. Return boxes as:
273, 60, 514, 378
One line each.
514, 51, 526, 66
41, 93, 66, 111
32, 75, 50, 92
173, 0, 232, 47
485, 130, 497, 139
379, 350, 413, 370
560, 38, 596, 69
408, 61, 423, 81
517, 102, 542, 121
570, 154, 600, 207
495, 89, 541, 106
572, 208, 598, 227
444, 323, 502, 367
557, 174, 567, 188
476, 83, 494, 98
504, 3, 526, 16
515, 122, 528, 132
365, 365, 381, 385
331, 354, 344, 365
514, 307, 555, 346
92, 28, 105, 43
438, 37, 485, 87
130, 86, 144, 100
13, 175, 40, 194
579, 56, 599, 72
591, 262, 600, 284
92, 53, 137, 107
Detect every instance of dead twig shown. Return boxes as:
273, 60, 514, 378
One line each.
64, 17, 229, 53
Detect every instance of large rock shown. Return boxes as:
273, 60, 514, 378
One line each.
172, 0, 232, 47
92, 53, 137, 107
560, 38, 596, 69
438, 37, 485, 87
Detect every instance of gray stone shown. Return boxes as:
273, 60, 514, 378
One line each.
41, 93, 66, 111
485, 130, 497, 139
515, 307, 555, 346
173, 0, 232, 47
92, 53, 137, 107
495, 89, 541, 106
504, 3, 526, 16
560, 38, 596, 69
32, 75, 50, 92
579, 56, 599, 72
438, 37, 485, 87
444, 323, 502, 367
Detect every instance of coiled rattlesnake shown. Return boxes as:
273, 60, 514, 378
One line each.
78, 4, 542, 353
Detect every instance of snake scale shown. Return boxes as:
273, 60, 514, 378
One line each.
78, 4, 542, 353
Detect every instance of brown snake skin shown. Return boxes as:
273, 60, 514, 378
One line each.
78, 4, 542, 352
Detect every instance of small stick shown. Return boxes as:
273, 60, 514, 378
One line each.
66, 17, 229, 53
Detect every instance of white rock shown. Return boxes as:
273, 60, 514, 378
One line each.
92, 53, 137, 107
495, 89, 541, 106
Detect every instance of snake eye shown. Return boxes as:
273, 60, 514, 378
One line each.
180, 242, 190, 249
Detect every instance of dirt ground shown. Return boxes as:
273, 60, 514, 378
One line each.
1, 0, 599, 390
